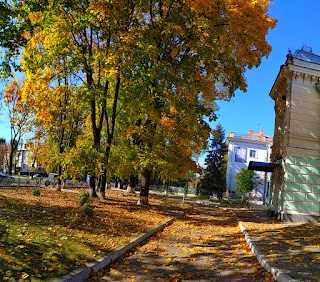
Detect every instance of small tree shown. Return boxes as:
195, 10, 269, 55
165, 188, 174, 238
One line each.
3, 81, 30, 175
236, 168, 262, 197
200, 124, 227, 200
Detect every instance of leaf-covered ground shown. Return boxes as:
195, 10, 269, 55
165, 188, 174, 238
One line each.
233, 208, 320, 282
0, 188, 185, 281
1, 189, 319, 282
89, 206, 276, 282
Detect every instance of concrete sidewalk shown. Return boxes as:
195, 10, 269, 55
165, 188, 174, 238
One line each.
87, 205, 275, 282
233, 207, 320, 282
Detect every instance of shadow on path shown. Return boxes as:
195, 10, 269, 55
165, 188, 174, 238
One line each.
87, 205, 275, 282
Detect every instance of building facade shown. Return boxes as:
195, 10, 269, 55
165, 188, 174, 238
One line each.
226, 130, 273, 199
15, 146, 32, 175
269, 48, 320, 222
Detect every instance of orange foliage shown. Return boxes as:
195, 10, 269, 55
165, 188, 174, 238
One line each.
17, 0, 276, 184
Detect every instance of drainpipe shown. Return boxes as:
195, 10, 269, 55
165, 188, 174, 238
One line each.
263, 171, 267, 205
263, 143, 270, 205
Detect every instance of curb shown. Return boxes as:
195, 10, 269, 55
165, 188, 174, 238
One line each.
51, 210, 189, 282
237, 220, 296, 282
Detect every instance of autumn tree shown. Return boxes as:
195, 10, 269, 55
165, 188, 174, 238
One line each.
7, 0, 275, 203
0, 0, 20, 77
21, 63, 85, 190
3, 80, 30, 175
200, 124, 227, 200
19, 0, 140, 197
120, 0, 276, 204
0, 0, 33, 77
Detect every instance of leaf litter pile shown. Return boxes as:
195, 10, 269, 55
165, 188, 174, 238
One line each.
0, 188, 183, 281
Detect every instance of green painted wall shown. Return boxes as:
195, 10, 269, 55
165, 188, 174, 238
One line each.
282, 156, 320, 215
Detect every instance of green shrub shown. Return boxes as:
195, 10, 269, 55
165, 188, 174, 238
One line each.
236, 199, 250, 207
78, 191, 91, 206
33, 188, 41, 196
219, 199, 232, 205
81, 203, 94, 215
78, 191, 94, 215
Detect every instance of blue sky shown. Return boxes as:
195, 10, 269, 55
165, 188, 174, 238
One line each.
211, 0, 320, 138
1, 0, 319, 142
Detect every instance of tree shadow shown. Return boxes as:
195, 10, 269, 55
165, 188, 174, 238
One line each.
0, 227, 106, 281
0, 188, 184, 281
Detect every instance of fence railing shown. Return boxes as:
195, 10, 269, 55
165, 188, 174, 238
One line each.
0, 176, 89, 188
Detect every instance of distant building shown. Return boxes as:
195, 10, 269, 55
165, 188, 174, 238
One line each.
226, 130, 273, 199
15, 145, 31, 175
269, 47, 320, 222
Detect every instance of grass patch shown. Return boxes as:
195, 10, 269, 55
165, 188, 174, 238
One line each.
0, 188, 187, 281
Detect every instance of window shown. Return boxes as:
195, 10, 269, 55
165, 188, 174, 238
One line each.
249, 149, 257, 158
235, 147, 246, 163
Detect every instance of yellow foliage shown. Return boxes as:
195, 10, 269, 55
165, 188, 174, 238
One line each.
15, 0, 276, 183
29, 11, 43, 24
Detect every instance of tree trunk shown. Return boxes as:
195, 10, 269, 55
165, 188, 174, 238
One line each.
96, 175, 101, 192
89, 88, 104, 197
137, 168, 152, 205
99, 144, 111, 199
89, 175, 98, 197
56, 164, 62, 191
126, 174, 136, 194
99, 170, 107, 199
8, 150, 14, 175
9, 133, 21, 175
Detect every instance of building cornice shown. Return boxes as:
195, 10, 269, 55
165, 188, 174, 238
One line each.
227, 137, 272, 146
269, 57, 320, 101
269, 65, 285, 100
291, 56, 320, 72
289, 66, 320, 82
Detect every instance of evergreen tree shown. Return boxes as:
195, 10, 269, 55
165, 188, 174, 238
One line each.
200, 124, 227, 200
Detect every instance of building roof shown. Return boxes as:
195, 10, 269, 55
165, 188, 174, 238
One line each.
292, 48, 320, 65
227, 130, 273, 144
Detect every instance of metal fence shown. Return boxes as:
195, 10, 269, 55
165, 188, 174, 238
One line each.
0, 176, 89, 188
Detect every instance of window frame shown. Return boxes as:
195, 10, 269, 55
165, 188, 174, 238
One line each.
234, 147, 247, 163
249, 149, 258, 159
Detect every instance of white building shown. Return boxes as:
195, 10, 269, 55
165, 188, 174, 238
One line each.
226, 130, 273, 199
15, 145, 31, 175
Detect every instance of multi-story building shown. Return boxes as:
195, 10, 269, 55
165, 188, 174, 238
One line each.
226, 130, 273, 200
269, 47, 320, 222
